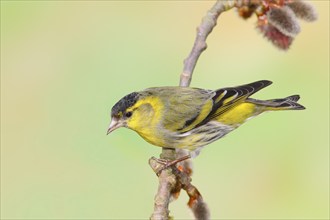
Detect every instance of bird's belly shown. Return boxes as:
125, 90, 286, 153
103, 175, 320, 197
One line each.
171, 121, 235, 151
133, 121, 235, 151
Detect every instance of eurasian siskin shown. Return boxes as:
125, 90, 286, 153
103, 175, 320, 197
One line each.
107, 80, 304, 157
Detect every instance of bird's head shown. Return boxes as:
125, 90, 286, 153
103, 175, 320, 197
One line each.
107, 92, 140, 134
107, 90, 160, 135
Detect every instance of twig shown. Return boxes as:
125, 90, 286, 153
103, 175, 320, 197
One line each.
150, 1, 235, 219
180, 0, 235, 87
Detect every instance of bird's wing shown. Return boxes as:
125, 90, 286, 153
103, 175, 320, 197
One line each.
159, 87, 216, 133
195, 80, 272, 126
155, 80, 272, 133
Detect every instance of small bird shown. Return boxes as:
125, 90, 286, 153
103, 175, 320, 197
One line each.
107, 80, 305, 158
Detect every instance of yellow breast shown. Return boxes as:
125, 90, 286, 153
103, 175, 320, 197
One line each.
126, 96, 166, 147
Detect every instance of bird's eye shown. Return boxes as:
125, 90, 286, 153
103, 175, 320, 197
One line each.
125, 111, 132, 118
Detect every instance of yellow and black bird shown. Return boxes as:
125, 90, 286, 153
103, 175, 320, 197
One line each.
107, 80, 304, 157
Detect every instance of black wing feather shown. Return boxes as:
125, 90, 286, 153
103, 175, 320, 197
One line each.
196, 80, 272, 127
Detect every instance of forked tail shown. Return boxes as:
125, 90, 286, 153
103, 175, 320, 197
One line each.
247, 95, 306, 111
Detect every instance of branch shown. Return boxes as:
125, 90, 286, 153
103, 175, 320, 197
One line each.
149, 164, 176, 219
150, 1, 235, 219
180, 0, 235, 87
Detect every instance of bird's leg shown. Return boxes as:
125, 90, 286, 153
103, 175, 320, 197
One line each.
154, 155, 191, 176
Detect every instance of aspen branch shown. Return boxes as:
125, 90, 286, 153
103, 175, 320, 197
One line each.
150, 1, 235, 219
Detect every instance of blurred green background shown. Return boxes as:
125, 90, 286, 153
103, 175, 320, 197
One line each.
1, 1, 329, 219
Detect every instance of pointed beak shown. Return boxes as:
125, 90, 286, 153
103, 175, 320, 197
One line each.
107, 117, 123, 135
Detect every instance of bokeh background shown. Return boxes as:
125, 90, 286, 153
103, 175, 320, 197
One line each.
1, 1, 329, 219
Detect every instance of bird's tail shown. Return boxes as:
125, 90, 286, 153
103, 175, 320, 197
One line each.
247, 95, 306, 111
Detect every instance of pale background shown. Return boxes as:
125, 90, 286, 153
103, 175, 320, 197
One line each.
1, 1, 329, 219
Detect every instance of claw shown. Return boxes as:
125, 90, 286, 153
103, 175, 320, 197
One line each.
153, 155, 191, 176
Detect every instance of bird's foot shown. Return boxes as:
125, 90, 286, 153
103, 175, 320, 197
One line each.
151, 155, 191, 176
